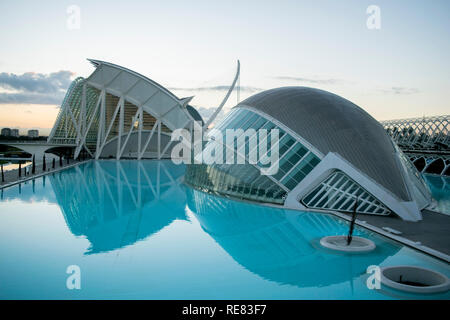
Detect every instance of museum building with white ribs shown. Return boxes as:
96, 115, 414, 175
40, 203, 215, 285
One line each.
47, 59, 203, 160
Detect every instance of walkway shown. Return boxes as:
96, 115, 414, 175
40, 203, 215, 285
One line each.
0, 158, 87, 188
342, 210, 450, 258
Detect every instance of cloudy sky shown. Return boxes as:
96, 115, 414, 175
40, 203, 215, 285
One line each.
0, 0, 449, 135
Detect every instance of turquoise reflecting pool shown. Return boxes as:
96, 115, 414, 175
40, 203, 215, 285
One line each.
0, 160, 449, 299
423, 174, 450, 215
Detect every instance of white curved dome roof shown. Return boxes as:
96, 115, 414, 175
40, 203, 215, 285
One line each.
237, 86, 412, 201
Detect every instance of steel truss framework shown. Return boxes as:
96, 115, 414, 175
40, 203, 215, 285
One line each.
48, 60, 196, 160
381, 115, 450, 152
380, 115, 450, 176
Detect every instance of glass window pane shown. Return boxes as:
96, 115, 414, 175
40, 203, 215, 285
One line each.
241, 113, 259, 130
251, 117, 267, 130
279, 136, 295, 155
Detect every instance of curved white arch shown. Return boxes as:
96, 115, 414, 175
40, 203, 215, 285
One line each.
50, 59, 198, 160
86, 59, 194, 131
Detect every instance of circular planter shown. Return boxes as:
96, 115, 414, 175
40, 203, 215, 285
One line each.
319, 235, 376, 253
381, 266, 450, 294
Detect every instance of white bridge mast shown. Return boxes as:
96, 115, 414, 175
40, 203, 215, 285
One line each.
203, 60, 240, 130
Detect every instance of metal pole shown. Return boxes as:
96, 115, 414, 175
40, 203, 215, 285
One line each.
347, 197, 358, 245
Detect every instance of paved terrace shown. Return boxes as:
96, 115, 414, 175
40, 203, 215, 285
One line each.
343, 210, 450, 258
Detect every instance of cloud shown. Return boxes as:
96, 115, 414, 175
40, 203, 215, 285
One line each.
273, 76, 346, 85
0, 70, 74, 104
378, 87, 420, 95
0, 92, 66, 105
168, 85, 263, 93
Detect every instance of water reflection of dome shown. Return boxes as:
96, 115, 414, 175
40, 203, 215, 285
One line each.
187, 188, 400, 288
49, 160, 187, 254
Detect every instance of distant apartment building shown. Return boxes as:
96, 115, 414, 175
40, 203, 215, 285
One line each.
1, 128, 11, 137
28, 129, 39, 138
11, 129, 19, 137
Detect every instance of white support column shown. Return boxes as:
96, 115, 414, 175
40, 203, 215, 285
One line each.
74, 92, 102, 159
83, 145, 94, 158
95, 90, 106, 159
138, 107, 143, 159
67, 105, 82, 144
119, 109, 141, 158
116, 98, 124, 160
96, 97, 123, 159
160, 138, 173, 159
157, 121, 161, 159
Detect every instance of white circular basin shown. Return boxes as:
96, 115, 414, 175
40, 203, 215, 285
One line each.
320, 235, 376, 252
381, 266, 450, 294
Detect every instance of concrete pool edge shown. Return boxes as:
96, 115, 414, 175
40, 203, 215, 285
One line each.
0, 159, 93, 190
326, 210, 450, 264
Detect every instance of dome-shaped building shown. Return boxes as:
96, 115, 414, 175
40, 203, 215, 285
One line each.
185, 87, 432, 221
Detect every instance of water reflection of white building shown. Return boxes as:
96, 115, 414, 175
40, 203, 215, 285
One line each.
49, 160, 187, 254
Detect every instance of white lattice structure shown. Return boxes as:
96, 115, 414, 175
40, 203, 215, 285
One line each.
407, 153, 450, 176
381, 115, 450, 176
381, 115, 450, 152
301, 170, 391, 216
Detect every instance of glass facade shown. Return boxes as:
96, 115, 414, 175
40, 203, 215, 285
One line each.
301, 170, 391, 215
185, 108, 322, 204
